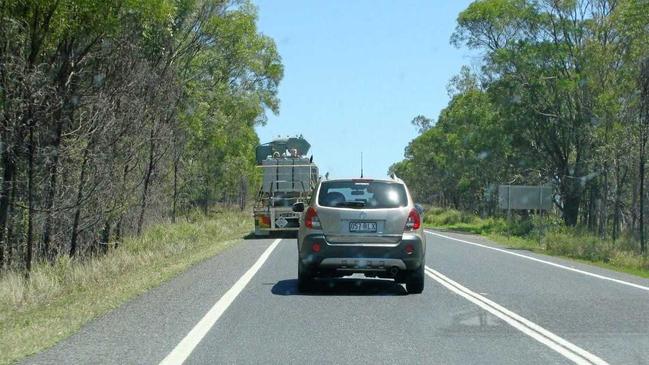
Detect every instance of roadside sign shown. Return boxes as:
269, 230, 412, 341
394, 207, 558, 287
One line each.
498, 185, 553, 211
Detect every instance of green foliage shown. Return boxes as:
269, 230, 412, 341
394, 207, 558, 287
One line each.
425, 207, 649, 277
423, 207, 507, 234
395, 0, 649, 241
0, 0, 283, 269
391, 68, 512, 210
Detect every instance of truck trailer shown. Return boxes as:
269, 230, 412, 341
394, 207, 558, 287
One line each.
253, 137, 319, 236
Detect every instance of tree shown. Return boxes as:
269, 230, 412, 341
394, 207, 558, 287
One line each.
395, 0, 649, 248
0, 0, 283, 271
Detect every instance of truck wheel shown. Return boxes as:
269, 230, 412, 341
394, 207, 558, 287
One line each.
406, 265, 425, 294
254, 228, 270, 237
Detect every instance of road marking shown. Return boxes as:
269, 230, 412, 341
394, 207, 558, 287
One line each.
425, 266, 609, 365
426, 230, 649, 293
159, 238, 282, 365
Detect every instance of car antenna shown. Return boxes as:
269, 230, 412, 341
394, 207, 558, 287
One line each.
360, 152, 364, 178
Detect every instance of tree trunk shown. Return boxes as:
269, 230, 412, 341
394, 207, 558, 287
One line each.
41, 121, 64, 260
100, 220, 110, 254
26, 127, 34, 275
115, 217, 122, 249
599, 170, 608, 238
137, 127, 156, 235
562, 186, 582, 227
640, 58, 649, 254
612, 162, 628, 243
203, 174, 209, 215
239, 175, 247, 211
172, 157, 178, 223
560, 155, 586, 227
5, 176, 17, 269
640, 141, 646, 254
69, 147, 90, 257
0, 153, 16, 268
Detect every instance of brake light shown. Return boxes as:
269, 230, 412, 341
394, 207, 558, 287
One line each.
258, 215, 271, 228
405, 244, 415, 255
404, 209, 421, 231
304, 207, 321, 229
311, 242, 322, 252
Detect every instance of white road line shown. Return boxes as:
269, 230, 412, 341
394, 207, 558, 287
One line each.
425, 266, 609, 365
159, 238, 282, 365
426, 230, 649, 293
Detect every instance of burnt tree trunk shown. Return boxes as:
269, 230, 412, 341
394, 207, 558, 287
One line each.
5, 174, 17, 269
0, 152, 16, 268
69, 146, 90, 257
41, 120, 64, 259
26, 126, 34, 275
172, 156, 179, 223
137, 126, 156, 235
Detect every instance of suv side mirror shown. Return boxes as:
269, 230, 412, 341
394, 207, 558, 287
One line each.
292, 202, 305, 213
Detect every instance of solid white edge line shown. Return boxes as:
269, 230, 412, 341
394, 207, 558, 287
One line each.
426, 230, 649, 293
425, 266, 609, 365
159, 238, 282, 365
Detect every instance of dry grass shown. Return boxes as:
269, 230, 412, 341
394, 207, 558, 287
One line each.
424, 207, 649, 278
0, 210, 252, 365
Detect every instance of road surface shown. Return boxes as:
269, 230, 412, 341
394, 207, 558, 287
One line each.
24, 231, 649, 364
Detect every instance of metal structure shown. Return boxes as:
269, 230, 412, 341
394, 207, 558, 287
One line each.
498, 184, 554, 242
253, 137, 319, 236
497, 185, 554, 211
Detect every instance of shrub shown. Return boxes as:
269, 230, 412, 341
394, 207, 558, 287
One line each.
423, 206, 648, 277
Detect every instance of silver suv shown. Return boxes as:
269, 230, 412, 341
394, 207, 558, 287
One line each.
292, 177, 426, 294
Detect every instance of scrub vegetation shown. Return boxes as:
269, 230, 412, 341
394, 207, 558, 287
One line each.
423, 207, 649, 278
392, 1, 649, 256
0, 0, 282, 274
0, 2, 279, 362
0, 209, 251, 365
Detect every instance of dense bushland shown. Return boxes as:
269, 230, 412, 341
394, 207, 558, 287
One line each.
423, 207, 649, 274
0, 0, 283, 272
392, 0, 649, 252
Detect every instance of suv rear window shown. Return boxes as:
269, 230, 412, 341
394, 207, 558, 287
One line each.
318, 181, 408, 209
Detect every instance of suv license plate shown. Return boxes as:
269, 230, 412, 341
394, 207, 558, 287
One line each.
349, 222, 377, 233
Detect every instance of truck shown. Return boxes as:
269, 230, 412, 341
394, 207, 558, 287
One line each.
253, 136, 319, 236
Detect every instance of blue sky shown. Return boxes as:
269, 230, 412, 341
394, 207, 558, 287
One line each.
253, 0, 476, 179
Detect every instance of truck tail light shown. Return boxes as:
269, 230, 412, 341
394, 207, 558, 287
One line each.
258, 215, 271, 228
305, 207, 321, 229
404, 209, 421, 231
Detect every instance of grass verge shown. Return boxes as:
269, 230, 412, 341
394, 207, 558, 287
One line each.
423, 207, 649, 279
0, 210, 252, 365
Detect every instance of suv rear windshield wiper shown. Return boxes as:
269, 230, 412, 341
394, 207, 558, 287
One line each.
335, 201, 366, 208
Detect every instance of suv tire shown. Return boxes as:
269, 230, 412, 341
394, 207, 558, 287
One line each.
297, 261, 314, 292
406, 264, 425, 294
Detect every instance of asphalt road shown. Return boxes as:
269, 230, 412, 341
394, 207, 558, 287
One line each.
24, 231, 649, 365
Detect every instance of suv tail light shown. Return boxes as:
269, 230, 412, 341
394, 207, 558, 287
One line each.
404, 209, 421, 231
305, 207, 321, 229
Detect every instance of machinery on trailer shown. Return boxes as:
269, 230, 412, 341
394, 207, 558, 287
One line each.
253, 136, 319, 236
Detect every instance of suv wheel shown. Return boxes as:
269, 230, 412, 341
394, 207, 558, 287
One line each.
406, 265, 425, 294
297, 261, 314, 292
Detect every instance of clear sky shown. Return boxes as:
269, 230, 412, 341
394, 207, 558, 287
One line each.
253, 0, 476, 179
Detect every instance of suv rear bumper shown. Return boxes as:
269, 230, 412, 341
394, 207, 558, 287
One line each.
298, 233, 425, 275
